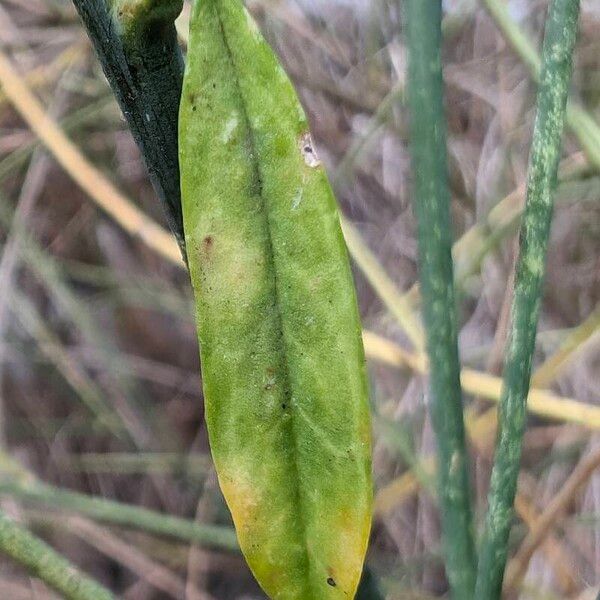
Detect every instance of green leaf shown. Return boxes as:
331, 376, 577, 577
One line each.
179, 1, 372, 599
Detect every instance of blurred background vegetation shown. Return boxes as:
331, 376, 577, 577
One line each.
0, 0, 599, 597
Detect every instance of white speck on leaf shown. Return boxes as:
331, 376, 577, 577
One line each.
299, 132, 321, 168
221, 115, 239, 144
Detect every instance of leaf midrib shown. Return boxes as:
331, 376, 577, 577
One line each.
214, 2, 314, 597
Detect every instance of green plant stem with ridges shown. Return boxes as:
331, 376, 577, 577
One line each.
404, 1, 476, 597
0, 509, 114, 600
475, 1, 581, 597
0, 478, 239, 552
71, 0, 186, 257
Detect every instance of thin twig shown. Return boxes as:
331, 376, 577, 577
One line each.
363, 330, 600, 430
66, 516, 200, 599
0, 48, 182, 266
532, 303, 600, 388
341, 218, 424, 350
504, 444, 600, 593
0, 477, 239, 552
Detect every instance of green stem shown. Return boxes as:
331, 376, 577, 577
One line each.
0, 478, 239, 552
0, 509, 114, 600
71, 0, 186, 257
475, 1, 581, 597
404, 1, 476, 597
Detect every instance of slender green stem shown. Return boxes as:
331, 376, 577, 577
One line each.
71, 0, 186, 257
0, 478, 239, 552
0, 509, 114, 600
404, 1, 476, 597
475, 1, 581, 597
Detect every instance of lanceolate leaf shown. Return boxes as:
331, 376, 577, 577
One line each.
179, 1, 372, 598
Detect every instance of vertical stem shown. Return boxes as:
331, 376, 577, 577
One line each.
404, 1, 476, 597
475, 1, 581, 597
71, 0, 186, 258
0, 509, 114, 600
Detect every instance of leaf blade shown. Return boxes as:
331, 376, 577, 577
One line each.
179, 1, 372, 598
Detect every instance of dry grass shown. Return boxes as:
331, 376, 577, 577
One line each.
0, 0, 599, 598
